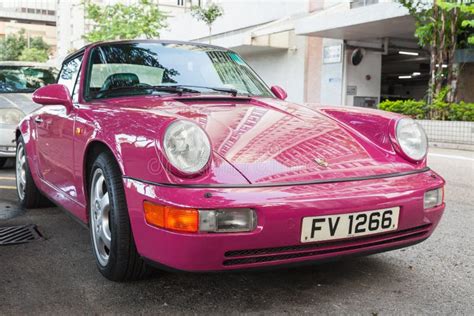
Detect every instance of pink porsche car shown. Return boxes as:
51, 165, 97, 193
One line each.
16, 40, 445, 281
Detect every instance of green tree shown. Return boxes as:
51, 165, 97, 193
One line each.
191, 3, 224, 43
0, 30, 27, 61
84, 0, 168, 42
0, 29, 50, 61
460, 3, 474, 44
18, 47, 49, 62
399, 0, 473, 103
30, 36, 50, 52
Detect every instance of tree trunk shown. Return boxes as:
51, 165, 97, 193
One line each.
447, 7, 459, 103
208, 25, 212, 44
435, 5, 446, 98
428, 0, 439, 106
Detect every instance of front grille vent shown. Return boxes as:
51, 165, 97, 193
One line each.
223, 224, 431, 266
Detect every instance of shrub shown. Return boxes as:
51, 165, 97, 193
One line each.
450, 102, 474, 121
379, 100, 427, 119
379, 99, 474, 122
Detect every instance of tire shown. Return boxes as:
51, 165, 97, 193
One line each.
16, 136, 51, 209
88, 151, 150, 281
0, 157, 7, 168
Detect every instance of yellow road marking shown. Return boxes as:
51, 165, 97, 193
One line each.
0, 185, 16, 190
0, 176, 15, 180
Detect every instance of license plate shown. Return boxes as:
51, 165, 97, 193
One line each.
300, 207, 400, 243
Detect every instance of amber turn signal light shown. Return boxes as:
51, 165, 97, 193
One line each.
144, 201, 199, 233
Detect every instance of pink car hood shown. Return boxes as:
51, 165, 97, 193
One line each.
96, 96, 421, 185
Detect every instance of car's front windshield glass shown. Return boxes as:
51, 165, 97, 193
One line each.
0, 66, 57, 93
86, 42, 273, 99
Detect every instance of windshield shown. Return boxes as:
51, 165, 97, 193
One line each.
86, 42, 273, 99
0, 66, 57, 93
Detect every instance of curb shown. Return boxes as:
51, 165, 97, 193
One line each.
429, 142, 474, 152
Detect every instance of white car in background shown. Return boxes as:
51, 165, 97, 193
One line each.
0, 62, 57, 168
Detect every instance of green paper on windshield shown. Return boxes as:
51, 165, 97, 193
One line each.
229, 52, 245, 65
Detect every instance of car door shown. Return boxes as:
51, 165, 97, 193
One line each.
35, 55, 83, 198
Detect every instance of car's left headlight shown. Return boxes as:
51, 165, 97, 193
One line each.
0, 108, 25, 125
395, 118, 428, 161
163, 120, 211, 175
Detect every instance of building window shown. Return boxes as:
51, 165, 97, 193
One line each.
350, 0, 379, 9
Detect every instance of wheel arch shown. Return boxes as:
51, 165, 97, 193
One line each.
15, 128, 21, 141
82, 140, 124, 220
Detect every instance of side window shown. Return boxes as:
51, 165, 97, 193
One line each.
72, 69, 81, 103
58, 55, 83, 98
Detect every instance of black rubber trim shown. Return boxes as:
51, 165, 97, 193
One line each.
223, 231, 428, 266
224, 224, 431, 258
123, 167, 431, 189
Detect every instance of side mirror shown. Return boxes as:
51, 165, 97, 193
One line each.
271, 85, 287, 100
33, 84, 73, 112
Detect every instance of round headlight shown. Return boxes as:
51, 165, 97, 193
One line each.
0, 108, 25, 125
395, 118, 428, 161
163, 120, 211, 174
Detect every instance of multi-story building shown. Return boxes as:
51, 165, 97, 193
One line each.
0, 0, 57, 59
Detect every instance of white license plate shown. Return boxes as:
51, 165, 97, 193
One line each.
300, 207, 400, 243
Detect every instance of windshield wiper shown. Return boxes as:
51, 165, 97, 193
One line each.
165, 85, 239, 97
151, 85, 202, 94
94, 85, 201, 99
94, 84, 241, 99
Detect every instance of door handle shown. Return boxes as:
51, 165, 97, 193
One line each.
34, 117, 44, 124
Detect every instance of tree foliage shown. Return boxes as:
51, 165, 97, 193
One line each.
84, 0, 168, 42
19, 48, 49, 62
0, 29, 50, 62
191, 3, 224, 42
0, 32, 27, 61
459, 2, 474, 44
399, 0, 474, 103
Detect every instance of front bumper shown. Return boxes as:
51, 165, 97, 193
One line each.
123, 170, 445, 272
0, 125, 17, 157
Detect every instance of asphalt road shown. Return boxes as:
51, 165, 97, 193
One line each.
0, 148, 473, 315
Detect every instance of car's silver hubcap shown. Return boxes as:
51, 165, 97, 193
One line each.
90, 169, 111, 266
16, 143, 26, 200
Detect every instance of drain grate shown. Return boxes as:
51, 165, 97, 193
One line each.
0, 224, 43, 245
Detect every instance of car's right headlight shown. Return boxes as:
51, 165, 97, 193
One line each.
163, 120, 211, 175
0, 108, 25, 125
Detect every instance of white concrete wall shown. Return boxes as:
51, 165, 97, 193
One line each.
344, 49, 381, 106
56, 0, 85, 64
161, 0, 308, 41
320, 38, 344, 106
240, 36, 307, 104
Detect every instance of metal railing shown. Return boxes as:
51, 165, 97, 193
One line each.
417, 120, 474, 146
